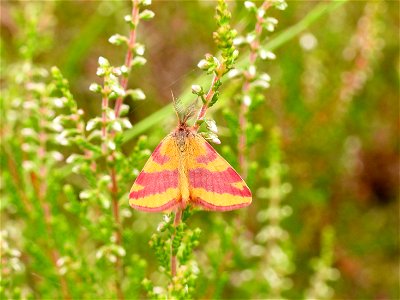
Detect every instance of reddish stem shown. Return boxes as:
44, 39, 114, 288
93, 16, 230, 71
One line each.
192, 74, 221, 131
104, 2, 141, 298
101, 93, 109, 153
104, 74, 125, 300
114, 0, 140, 117
4, 147, 33, 214
238, 1, 271, 178
110, 164, 123, 300
111, 167, 121, 245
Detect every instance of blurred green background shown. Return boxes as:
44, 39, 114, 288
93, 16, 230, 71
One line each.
1, 1, 399, 299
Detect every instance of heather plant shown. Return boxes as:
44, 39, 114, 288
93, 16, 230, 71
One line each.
228, 0, 287, 180
1, 4, 72, 299
2, 0, 152, 298
140, 1, 241, 297
304, 226, 339, 299
1, 1, 398, 300
60, 1, 154, 298
256, 128, 295, 298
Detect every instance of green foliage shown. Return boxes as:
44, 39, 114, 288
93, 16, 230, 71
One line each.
213, 0, 239, 74
1, 1, 398, 300
257, 128, 295, 298
143, 208, 201, 299
305, 226, 340, 299
193, 0, 240, 143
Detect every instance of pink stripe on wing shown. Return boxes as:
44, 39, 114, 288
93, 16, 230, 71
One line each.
189, 167, 251, 196
196, 142, 218, 163
151, 142, 170, 164
130, 169, 179, 198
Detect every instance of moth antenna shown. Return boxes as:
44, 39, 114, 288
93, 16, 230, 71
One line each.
183, 99, 199, 123
171, 90, 179, 121
171, 90, 184, 123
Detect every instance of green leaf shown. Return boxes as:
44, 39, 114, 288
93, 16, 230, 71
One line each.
209, 91, 219, 108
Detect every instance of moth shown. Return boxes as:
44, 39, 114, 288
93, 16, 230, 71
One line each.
129, 105, 252, 212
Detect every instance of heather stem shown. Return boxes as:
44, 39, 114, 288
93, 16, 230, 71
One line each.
102, 67, 124, 300
193, 74, 221, 132
101, 93, 109, 154
238, 0, 271, 178
114, 0, 140, 117
110, 166, 124, 300
103, 2, 141, 297
171, 207, 183, 277
3, 145, 33, 215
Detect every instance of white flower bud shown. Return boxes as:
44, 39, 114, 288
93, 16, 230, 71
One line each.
79, 190, 91, 199
248, 65, 256, 77
244, 1, 256, 9
122, 119, 132, 129
112, 121, 122, 132
243, 95, 252, 107
52, 151, 64, 161
98, 56, 109, 66
197, 59, 209, 69
191, 85, 202, 94
135, 44, 145, 56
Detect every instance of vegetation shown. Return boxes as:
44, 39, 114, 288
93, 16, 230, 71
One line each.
1, 1, 398, 299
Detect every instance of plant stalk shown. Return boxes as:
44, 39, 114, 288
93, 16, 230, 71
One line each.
105, 2, 141, 298
3, 145, 33, 215
102, 76, 124, 300
111, 165, 124, 300
193, 74, 221, 131
114, 0, 140, 117
171, 208, 183, 277
238, 0, 271, 178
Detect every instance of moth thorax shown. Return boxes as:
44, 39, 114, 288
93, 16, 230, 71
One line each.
175, 127, 190, 152
176, 130, 188, 152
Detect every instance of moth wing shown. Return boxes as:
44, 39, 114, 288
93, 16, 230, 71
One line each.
129, 135, 180, 212
187, 135, 252, 211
